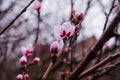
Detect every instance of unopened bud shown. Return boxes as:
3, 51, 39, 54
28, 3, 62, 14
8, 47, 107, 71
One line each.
33, 57, 40, 63
19, 56, 27, 65
77, 13, 84, 21
16, 74, 23, 80
50, 41, 60, 54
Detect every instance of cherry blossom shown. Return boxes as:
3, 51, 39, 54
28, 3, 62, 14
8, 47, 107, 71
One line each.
54, 22, 75, 40
21, 44, 33, 56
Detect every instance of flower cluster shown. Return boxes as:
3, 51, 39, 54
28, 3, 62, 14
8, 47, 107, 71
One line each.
54, 11, 84, 41
16, 44, 40, 80
21, 44, 33, 57
16, 74, 29, 80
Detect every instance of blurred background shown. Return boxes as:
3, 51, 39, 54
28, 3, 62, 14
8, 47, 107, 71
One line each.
0, 0, 120, 80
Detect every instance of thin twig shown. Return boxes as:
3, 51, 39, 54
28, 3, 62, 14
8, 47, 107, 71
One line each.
0, 0, 35, 35
92, 61, 120, 79
69, 0, 75, 72
84, 0, 93, 16
34, 10, 40, 47
77, 52, 120, 79
88, 49, 103, 80
41, 62, 53, 80
103, 0, 115, 31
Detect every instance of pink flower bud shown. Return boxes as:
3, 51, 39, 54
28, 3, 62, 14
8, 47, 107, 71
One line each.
65, 70, 70, 75
33, 1, 41, 11
33, 57, 40, 63
21, 44, 33, 56
77, 13, 84, 20
19, 56, 27, 65
50, 41, 60, 53
24, 74, 29, 79
16, 74, 23, 80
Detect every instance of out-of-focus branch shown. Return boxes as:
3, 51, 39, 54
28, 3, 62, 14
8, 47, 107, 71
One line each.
69, 11, 120, 80
70, 0, 73, 20
92, 61, 120, 79
84, 0, 93, 17
103, 0, 115, 31
34, 10, 40, 47
0, 0, 35, 35
77, 52, 120, 79
41, 62, 53, 80
0, 2, 16, 20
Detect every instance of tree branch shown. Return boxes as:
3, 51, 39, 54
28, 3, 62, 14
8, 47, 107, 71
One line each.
77, 52, 120, 79
69, 11, 120, 80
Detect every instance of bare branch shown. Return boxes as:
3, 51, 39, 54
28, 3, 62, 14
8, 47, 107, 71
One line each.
77, 52, 120, 79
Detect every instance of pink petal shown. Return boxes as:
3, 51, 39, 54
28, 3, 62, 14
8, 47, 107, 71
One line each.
53, 25, 62, 40
21, 47, 27, 56
61, 22, 75, 36
26, 43, 33, 52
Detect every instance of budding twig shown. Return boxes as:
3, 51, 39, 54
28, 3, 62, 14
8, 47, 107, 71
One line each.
41, 41, 69, 80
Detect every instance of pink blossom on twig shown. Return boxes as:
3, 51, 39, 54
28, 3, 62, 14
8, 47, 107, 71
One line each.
33, 57, 40, 63
16, 74, 23, 80
50, 41, 60, 54
24, 74, 29, 79
54, 22, 75, 40
33, 0, 41, 11
19, 56, 27, 65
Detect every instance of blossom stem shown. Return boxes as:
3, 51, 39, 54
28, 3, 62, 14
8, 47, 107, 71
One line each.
34, 10, 40, 47
42, 62, 53, 80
